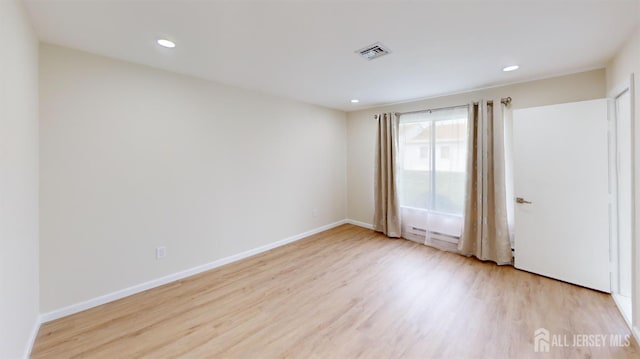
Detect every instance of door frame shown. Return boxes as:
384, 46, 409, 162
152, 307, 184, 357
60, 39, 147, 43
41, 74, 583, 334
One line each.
608, 74, 636, 329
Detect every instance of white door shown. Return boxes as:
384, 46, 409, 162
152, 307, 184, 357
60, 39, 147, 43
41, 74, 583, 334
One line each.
513, 99, 610, 292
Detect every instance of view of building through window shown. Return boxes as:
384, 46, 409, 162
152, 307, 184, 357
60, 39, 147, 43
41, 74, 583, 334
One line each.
398, 106, 468, 215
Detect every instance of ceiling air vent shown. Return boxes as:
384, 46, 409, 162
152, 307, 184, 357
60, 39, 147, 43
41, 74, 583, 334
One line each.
356, 42, 391, 60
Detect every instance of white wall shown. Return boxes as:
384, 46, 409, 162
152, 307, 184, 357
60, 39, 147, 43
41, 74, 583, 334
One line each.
39, 44, 347, 313
0, 1, 40, 358
606, 23, 640, 341
347, 69, 607, 225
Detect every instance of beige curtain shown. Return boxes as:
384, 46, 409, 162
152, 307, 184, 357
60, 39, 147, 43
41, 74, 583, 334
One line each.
458, 101, 513, 264
373, 113, 401, 237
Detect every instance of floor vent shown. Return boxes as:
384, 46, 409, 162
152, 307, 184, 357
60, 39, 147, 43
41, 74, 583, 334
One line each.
355, 42, 391, 60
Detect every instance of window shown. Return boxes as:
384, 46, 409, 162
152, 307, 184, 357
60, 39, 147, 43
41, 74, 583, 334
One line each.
419, 146, 430, 159
439, 146, 450, 160
398, 106, 468, 215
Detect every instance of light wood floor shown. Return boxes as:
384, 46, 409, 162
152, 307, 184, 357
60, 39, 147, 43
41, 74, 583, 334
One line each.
32, 224, 638, 358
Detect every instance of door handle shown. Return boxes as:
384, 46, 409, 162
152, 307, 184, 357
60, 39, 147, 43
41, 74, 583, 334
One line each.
516, 197, 532, 204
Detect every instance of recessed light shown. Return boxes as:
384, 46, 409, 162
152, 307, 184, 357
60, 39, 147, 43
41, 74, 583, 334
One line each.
351, 99, 360, 103
157, 39, 176, 48
503, 65, 519, 72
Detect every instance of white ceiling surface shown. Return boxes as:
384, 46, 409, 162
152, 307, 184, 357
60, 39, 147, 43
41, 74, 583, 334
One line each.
25, 0, 639, 111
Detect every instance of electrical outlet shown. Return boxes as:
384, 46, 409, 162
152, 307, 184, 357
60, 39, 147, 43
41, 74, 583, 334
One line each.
312, 208, 318, 218
156, 246, 167, 259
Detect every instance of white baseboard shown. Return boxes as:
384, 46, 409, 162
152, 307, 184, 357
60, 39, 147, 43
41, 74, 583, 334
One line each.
24, 314, 42, 359
40, 219, 348, 323
346, 219, 374, 230
611, 293, 639, 347
611, 293, 633, 329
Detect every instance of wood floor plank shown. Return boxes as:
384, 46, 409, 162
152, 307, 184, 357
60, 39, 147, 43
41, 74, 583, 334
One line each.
32, 224, 638, 358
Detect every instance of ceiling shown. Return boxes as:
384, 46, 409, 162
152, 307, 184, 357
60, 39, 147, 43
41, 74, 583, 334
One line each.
24, 0, 639, 111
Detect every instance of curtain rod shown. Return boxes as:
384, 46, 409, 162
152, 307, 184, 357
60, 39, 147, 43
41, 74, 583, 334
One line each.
395, 97, 512, 117
394, 104, 468, 117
